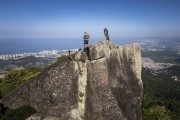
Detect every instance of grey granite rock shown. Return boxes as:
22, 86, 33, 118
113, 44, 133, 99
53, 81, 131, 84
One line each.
1, 40, 142, 120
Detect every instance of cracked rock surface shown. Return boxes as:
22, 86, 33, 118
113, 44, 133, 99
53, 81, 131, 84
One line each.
1, 40, 143, 120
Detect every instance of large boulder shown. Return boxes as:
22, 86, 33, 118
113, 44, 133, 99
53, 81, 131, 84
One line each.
1, 40, 143, 120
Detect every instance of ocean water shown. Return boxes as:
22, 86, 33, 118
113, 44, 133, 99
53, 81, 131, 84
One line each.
0, 38, 82, 55
0, 38, 136, 55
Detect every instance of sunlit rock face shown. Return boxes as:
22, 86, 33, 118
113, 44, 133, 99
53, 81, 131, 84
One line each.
1, 40, 142, 120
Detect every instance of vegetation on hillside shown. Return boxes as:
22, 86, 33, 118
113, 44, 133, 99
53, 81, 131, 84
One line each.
0, 105, 36, 120
0, 68, 42, 120
0, 68, 42, 96
142, 67, 180, 120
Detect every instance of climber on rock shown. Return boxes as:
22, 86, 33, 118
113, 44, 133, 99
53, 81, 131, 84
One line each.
104, 28, 110, 41
83, 32, 90, 59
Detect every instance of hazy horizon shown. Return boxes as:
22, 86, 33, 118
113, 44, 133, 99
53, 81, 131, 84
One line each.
0, 37, 139, 55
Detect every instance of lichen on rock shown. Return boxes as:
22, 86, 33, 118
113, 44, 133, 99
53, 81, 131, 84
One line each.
1, 40, 142, 120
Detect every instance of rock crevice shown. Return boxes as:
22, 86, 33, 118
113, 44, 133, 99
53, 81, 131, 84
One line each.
1, 40, 143, 120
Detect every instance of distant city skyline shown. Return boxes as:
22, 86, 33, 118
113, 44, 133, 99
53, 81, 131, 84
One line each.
0, 0, 180, 39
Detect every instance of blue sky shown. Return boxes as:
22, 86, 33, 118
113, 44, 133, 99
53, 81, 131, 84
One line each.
0, 0, 180, 39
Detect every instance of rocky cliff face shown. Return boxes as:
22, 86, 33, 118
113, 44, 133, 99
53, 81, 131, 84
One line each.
1, 40, 143, 120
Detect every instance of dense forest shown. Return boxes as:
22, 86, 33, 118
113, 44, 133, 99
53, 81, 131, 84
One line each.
142, 67, 180, 120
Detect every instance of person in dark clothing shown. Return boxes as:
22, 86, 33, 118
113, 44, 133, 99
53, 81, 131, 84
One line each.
104, 28, 110, 41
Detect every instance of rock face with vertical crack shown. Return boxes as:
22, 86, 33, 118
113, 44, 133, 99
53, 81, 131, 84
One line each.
1, 40, 143, 120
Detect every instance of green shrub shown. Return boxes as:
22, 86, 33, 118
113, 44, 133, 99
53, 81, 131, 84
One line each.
143, 105, 171, 120
1, 105, 36, 120
0, 68, 41, 95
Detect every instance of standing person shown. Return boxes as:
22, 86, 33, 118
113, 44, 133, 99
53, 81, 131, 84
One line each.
83, 32, 90, 59
104, 28, 110, 41
83, 32, 90, 53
